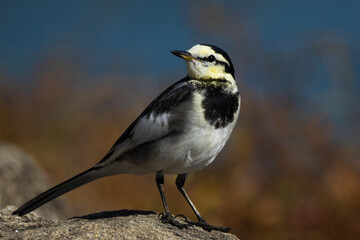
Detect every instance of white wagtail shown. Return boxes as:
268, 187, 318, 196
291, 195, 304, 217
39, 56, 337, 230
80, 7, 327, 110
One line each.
13, 44, 240, 232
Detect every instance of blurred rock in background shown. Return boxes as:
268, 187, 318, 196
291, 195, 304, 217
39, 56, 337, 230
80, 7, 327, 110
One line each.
0, 143, 71, 219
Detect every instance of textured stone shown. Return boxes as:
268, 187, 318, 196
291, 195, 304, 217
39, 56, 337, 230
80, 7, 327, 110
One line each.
0, 206, 239, 240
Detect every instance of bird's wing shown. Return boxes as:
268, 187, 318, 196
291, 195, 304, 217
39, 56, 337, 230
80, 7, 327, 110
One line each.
95, 77, 194, 167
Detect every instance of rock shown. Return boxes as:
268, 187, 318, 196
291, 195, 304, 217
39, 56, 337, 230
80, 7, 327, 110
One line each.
0, 206, 239, 240
0, 143, 71, 219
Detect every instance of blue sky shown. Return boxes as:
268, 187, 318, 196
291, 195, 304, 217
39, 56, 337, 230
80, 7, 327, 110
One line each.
1, 0, 359, 80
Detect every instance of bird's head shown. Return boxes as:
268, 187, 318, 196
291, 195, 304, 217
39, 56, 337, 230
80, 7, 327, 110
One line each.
171, 44, 235, 82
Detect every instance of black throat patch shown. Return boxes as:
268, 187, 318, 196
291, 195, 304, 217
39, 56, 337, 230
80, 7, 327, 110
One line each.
200, 85, 240, 129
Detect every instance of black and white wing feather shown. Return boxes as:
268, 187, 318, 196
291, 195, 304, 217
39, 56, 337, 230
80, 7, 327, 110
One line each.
95, 77, 194, 167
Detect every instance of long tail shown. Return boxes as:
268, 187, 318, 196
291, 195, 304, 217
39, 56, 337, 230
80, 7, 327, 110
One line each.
13, 166, 105, 216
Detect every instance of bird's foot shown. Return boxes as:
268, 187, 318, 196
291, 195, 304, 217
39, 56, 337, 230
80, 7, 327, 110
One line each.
176, 215, 230, 233
158, 212, 189, 229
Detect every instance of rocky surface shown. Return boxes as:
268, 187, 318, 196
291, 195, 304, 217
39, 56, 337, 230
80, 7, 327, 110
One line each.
0, 143, 71, 219
0, 206, 239, 240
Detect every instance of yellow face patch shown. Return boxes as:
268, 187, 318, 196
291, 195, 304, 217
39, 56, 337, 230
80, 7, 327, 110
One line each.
208, 65, 221, 74
202, 65, 231, 80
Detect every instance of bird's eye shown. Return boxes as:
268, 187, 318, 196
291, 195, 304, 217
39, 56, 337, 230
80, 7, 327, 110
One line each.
208, 55, 215, 62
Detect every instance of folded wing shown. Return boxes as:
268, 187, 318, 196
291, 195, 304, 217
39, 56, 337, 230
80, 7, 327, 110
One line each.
95, 78, 194, 167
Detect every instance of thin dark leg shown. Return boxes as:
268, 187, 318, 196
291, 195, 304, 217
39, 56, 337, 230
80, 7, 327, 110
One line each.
156, 172, 188, 229
156, 172, 171, 214
175, 174, 203, 220
175, 174, 230, 233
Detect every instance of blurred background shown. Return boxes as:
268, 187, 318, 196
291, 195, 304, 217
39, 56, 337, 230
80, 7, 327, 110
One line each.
1, 0, 359, 239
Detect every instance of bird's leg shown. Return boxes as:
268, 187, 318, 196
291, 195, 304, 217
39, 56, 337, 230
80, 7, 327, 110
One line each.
175, 174, 231, 232
156, 172, 188, 229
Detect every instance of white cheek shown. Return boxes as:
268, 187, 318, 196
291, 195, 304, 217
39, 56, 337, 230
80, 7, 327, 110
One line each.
187, 61, 206, 78
186, 61, 197, 71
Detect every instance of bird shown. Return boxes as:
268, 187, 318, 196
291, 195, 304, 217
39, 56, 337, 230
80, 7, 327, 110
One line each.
13, 44, 241, 232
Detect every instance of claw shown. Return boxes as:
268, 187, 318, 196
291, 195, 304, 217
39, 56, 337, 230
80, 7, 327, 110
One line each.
189, 218, 231, 233
175, 214, 190, 222
158, 212, 189, 229
160, 213, 230, 232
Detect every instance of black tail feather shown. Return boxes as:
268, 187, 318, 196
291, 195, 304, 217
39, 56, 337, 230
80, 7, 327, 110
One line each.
13, 167, 103, 216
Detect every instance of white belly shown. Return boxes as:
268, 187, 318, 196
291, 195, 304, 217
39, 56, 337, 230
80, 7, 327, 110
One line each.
163, 122, 236, 174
